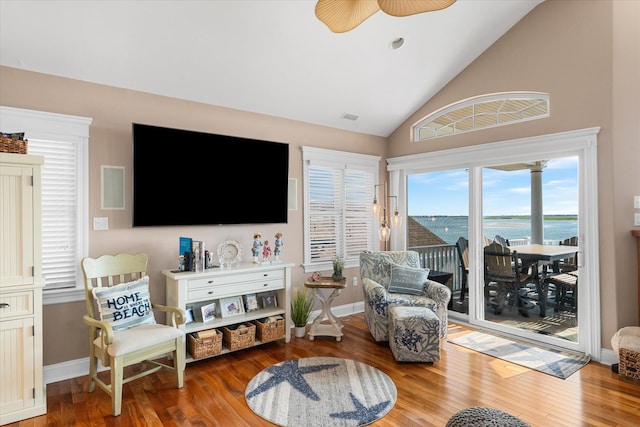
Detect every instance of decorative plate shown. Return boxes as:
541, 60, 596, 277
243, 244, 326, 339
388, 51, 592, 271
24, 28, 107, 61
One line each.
217, 240, 243, 267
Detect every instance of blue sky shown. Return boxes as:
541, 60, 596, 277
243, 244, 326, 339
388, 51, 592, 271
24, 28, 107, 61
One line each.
407, 157, 578, 216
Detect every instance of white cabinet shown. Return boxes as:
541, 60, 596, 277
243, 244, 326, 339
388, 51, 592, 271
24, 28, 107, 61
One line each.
164, 263, 293, 362
0, 153, 46, 425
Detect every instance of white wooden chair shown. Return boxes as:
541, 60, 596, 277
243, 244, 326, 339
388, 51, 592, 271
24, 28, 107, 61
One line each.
81, 253, 186, 416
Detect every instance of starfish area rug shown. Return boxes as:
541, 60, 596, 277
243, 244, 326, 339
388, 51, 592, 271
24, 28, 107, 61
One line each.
449, 330, 590, 379
245, 357, 397, 427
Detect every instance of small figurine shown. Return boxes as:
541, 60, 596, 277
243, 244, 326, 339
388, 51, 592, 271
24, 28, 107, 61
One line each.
311, 271, 322, 282
262, 240, 271, 261
252, 232, 263, 263
274, 232, 283, 260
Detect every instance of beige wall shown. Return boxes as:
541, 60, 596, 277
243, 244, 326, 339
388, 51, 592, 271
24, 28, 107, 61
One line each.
0, 0, 638, 366
0, 67, 387, 364
389, 0, 640, 347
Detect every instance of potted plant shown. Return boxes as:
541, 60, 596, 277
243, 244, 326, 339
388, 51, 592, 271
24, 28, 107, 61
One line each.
332, 257, 344, 281
291, 287, 314, 338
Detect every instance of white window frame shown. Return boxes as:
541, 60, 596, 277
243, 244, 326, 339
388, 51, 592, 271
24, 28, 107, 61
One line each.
302, 146, 380, 273
388, 127, 601, 360
1, 106, 91, 305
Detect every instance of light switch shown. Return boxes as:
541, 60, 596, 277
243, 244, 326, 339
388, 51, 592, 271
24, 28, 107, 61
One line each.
635, 196, 640, 209
93, 217, 109, 231
635, 213, 640, 226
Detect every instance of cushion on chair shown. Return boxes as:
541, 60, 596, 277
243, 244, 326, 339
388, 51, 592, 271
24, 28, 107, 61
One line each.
92, 275, 156, 331
359, 250, 422, 289
94, 323, 185, 357
388, 264, 431, 295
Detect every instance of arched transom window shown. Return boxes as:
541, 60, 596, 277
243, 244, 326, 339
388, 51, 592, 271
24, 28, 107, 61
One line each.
412, 92, 549, 141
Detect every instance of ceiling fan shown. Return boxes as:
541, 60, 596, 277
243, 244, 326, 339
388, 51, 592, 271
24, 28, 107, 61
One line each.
315, 0, 457, 33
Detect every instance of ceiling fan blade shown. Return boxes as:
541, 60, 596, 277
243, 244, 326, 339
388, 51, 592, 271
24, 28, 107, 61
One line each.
315, 0, 380, 33
377, 0, 457, 17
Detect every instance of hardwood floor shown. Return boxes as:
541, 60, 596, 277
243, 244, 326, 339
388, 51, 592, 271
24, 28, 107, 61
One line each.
8, 314, 640, 427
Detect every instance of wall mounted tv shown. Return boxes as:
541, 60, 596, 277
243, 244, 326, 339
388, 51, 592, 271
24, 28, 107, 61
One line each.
132, 123, 289, 227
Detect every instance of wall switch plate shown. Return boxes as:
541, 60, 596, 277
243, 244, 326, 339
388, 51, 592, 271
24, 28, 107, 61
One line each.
352, 277, 358, 287
635, 213, 640, 226
635, 196, 640, 209
93, 217, 109, 231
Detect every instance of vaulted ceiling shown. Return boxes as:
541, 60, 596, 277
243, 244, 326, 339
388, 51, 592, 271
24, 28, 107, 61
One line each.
0, 0, 543, 137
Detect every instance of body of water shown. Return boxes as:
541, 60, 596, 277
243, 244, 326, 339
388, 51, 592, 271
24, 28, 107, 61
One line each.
413, 216, 578, 245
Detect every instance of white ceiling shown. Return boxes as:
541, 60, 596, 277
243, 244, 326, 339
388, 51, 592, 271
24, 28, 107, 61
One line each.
0, 0, 543, 137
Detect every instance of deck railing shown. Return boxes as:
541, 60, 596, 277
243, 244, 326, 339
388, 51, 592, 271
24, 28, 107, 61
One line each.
408, 238, 561, 298
408, 244, 463, 296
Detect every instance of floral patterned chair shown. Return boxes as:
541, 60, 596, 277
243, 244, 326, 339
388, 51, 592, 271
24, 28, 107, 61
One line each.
359, 250, 451, 341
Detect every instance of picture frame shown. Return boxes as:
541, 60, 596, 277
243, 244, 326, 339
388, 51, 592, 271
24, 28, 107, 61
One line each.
200, 302, 217, 323
244, 293, 259, 312
185, 306, 195, 324
220, 296, 245, 318
261, 293, 277, 309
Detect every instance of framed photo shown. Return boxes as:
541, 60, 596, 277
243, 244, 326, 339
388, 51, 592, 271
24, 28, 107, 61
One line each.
261, 293, 277, 309
185, 306, 195, 324
220, 296, 245, 318
244, 293, 259, 312
200, 302, 217, 323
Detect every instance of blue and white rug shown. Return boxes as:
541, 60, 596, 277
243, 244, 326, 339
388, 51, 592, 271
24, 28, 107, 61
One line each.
245, 357, 397, 427
449, 330, 590, 379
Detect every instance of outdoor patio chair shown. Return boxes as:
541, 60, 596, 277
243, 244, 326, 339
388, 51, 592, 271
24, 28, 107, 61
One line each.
484, 242, 535, 317
494, 235, 510, 247
546, 270, 578, 313
558, 236, 579, 272
455, 237, 469, 302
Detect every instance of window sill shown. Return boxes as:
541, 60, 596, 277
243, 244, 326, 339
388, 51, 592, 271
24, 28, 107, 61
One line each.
43, 288, 85, 305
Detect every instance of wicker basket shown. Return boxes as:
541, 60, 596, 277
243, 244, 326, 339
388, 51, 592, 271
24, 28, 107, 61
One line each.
619, 347, 640, 381
0, 135, 28, 154
253, 317, 285, 343
222, 323, 256, 351
187, 329, 222, 360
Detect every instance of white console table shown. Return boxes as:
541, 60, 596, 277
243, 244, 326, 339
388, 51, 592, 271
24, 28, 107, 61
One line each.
164, 262, 293, 362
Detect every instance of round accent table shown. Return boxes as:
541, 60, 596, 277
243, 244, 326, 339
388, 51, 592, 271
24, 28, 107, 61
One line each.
304, 277, 346, 341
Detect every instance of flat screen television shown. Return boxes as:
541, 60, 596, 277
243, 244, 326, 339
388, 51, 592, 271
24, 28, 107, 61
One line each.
132, 123, 289, 227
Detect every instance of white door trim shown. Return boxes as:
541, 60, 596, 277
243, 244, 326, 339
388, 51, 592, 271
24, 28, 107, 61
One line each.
388, 127, 601, 360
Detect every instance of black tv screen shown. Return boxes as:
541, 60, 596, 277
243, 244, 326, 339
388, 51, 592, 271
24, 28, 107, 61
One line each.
132, 123, 289, 227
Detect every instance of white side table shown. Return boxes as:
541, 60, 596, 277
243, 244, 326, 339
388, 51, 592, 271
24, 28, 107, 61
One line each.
305, 278, 346, 341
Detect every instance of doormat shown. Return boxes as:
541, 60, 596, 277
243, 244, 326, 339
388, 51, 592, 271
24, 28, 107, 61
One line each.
449, 330, 590, 379
245, 357, 396, 427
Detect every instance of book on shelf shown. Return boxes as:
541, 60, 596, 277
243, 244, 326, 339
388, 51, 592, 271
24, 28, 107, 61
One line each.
192, 240, 205, 273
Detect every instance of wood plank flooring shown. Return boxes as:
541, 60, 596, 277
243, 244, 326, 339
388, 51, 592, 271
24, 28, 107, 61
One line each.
7, 314, 640, 426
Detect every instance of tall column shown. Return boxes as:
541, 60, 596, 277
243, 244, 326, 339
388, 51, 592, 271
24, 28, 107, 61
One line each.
530, 161, 546, 244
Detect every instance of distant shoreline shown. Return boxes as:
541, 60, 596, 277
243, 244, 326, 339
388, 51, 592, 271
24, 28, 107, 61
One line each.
413, 215, 577, 221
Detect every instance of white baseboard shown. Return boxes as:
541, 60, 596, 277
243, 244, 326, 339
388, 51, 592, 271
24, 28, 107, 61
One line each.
44, 357, 105, 385
44, 302, 366, 385
44, 302, 616, 385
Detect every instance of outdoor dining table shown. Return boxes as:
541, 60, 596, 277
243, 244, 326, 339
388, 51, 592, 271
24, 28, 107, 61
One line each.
512, 244, 579, 316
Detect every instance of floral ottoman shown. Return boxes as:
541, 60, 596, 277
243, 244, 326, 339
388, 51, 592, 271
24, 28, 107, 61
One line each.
388, 305, 440, 362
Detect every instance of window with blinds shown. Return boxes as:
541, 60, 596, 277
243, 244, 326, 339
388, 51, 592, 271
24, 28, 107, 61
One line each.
302, 146, 380, 272
0, 106, 91, 304
28, 139, 80, 291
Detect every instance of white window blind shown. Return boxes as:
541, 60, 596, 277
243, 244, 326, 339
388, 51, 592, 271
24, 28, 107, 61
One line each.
0, 106, 91, 304
302, 147, 380, 272
28, 138, 78, 291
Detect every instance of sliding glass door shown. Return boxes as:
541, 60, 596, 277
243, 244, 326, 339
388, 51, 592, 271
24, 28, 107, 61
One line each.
481, 158, 580, 344
393, 128, 600, 357
407, 169, 469, 314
